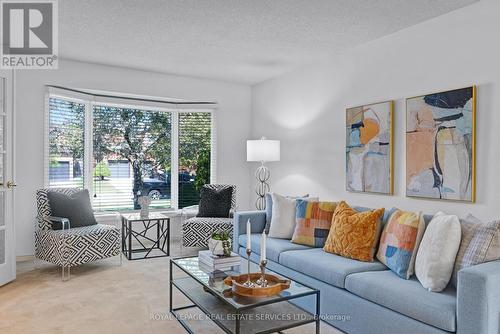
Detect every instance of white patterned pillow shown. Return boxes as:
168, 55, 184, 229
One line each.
451, 214, 482, 287
460, 220, 500, 273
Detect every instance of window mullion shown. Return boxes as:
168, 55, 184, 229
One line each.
210, 110, 217, 184
83, 100, 93, 191
43, 92, 50, 187
171, 111, 179, 209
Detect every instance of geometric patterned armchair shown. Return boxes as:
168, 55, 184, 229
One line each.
181, 184, 236, 248
34, 188, 121, 280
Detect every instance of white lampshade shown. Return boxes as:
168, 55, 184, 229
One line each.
247, 138, 280, 162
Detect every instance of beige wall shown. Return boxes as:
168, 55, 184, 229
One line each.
14, 59, 252, 256
251, 0, 500, 221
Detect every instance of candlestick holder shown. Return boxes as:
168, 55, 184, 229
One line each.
256, 260, 268, 287
243, 248, 255, 287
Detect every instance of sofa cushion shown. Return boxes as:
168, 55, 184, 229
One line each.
183, 217, 233, 247
354, 206, 432, 227
345, 270, 456, 332
279, 248, 386, 288
238, 234, 310, 262
34, 224, 120, 266
324, 201, 384, 262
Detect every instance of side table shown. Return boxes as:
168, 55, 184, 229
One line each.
121, 212, 170, 260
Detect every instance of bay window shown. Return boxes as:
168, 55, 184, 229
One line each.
45, 87, 216, 211
48, 98, 86, 188
178, 112, 212, 208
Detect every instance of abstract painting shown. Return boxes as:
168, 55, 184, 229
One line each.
406, 86, 475, 202
346, 101, 393, 194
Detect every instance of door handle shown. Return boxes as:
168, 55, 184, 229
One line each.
7, 181, 17, 188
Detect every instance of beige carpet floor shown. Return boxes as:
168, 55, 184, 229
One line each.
0, 243, 341, 334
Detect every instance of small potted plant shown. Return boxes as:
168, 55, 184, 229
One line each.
208, 231, 232, 257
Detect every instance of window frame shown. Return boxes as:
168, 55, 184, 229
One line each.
44, 88, 217, 211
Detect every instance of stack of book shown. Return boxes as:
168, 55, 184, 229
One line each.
198, 250, 241, 270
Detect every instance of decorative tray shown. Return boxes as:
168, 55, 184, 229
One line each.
223, 273, 291, 297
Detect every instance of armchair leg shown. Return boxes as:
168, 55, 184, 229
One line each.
119, 252, 123, 266
33, 256, 42, 270
62, 266, 71, 281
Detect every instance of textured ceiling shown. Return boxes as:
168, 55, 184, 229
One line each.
59, 0, 477, 84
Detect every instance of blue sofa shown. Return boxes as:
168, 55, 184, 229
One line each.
233, 209, 500, 334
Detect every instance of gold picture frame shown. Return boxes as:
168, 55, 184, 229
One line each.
405, 86, 476, 202
346, 100, 394, 195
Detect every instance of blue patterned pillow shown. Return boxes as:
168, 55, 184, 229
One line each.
376, 209, 426, 279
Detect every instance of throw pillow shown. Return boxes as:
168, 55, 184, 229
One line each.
451, 214, 482, 287
291, 200, 337, 247
197, 186, 233, 218
460, 219, 500, 273
264, 193, 309, 233
47, 189, 97, 230
415, 212, 461, 292
323, 201, 385, 262
268, 193, 300, 239
376, 209, 426, 279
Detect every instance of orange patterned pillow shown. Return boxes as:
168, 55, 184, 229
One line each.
323, 201, 385, 262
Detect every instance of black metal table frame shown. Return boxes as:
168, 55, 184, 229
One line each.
121, 215, 170, 260
169, 256, 320, 334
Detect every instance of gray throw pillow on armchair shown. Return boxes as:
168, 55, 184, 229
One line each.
197, 186, 233, 218
47, 189, 97, 230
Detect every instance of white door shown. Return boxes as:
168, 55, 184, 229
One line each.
0, 71, 15, 286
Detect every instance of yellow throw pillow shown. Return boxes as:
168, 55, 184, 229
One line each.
323, 201, 385, 262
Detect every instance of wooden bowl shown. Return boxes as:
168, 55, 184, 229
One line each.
223, 273, 290, 297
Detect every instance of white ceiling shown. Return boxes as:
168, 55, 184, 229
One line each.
60, 0, 477, 85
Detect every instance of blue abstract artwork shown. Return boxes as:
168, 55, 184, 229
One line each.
346, 101, 393, 194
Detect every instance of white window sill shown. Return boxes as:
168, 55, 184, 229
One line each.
93, 207, 196, 221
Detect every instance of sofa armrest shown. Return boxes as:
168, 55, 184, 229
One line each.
233, 211, 266, 252
457, 260, 500, 334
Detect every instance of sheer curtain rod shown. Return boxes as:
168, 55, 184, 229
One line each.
47, 85, 217, 106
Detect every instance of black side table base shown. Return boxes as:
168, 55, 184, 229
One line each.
121, 215, 170, 260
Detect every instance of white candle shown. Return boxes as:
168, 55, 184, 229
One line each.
246, 219, 251, 250
260, 233, 263, 260
261, 231, 266, 262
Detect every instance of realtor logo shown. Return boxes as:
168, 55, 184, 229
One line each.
1, 0, 58, 69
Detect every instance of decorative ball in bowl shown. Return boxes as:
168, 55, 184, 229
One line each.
208, 231, 232, 256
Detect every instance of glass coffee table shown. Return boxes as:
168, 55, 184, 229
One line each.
170, 256, 320, 334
